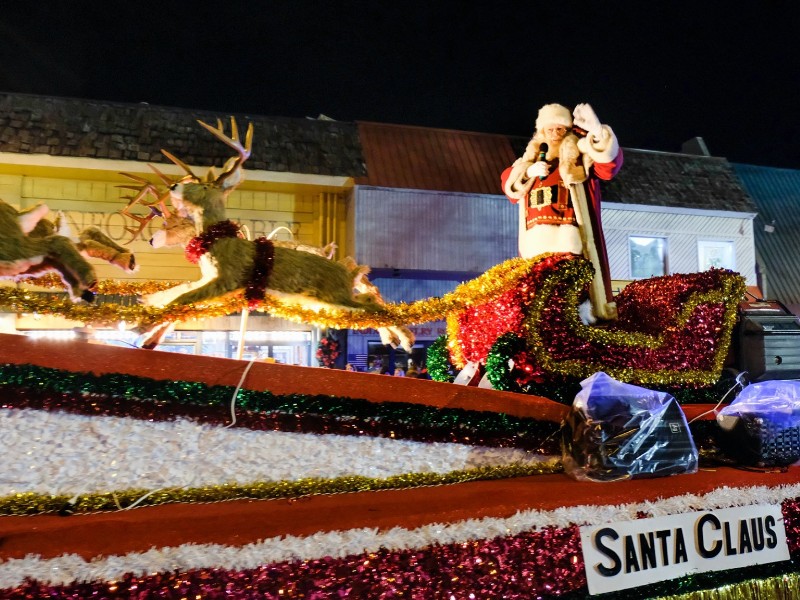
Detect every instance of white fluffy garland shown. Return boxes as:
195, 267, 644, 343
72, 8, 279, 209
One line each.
0, 408, 551, 496
2, 482, 799, 588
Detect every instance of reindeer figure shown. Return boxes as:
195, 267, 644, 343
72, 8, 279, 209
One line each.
125, 118, 414, 351
30, 211, 137, 273
0, 201, 136, 301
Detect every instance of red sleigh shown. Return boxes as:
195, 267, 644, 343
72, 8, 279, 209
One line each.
434, 253, 746, 393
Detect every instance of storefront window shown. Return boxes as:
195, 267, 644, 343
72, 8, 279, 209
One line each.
23, 329, 312, 365
365, 340, 432, 374
225, 331, 312, 365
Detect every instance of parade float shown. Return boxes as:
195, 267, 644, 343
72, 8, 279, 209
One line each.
1, 115, 799, 599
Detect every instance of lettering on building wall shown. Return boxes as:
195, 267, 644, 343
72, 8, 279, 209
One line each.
350, 324, 447, 341
63, 211, 301, 242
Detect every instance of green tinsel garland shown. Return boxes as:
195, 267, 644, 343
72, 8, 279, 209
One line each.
0, 362, 556, 440
427, 334, 455, 383
485, 332, 525, 393
484, 332, 583, 404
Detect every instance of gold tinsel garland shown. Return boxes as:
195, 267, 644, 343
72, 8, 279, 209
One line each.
0, 459, 562, 516
0, 257, 744, 386
0, 257, 542, 330
660, 573, 800, 600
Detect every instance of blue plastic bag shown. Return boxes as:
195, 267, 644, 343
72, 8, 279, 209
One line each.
717, 380, 800, 466
562, 372, 698, 481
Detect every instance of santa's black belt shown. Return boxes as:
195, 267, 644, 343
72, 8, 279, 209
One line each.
529, 184, 569, 210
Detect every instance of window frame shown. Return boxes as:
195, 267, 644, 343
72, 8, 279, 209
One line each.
697, 239, 736, 271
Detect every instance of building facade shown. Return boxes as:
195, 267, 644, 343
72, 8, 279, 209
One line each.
0, 93, 762, 370
733, 163, 800, 314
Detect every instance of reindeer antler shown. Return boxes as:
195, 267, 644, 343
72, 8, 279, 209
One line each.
117, 172, 173, 243
160, 149, 199, 181
197, 117, 254, 189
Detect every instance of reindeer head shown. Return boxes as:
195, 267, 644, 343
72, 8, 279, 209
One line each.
119, 117, 253, 244
164, 119, 253, 231
149, 211, 197, 249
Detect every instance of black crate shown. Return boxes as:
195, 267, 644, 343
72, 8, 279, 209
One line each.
738, 315, 800, 381
718, 414, 800, 467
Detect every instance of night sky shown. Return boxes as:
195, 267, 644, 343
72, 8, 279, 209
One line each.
0, 1, 798, 168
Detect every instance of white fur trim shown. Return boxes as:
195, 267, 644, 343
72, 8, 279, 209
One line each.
504, 160, 534, 200
518, 220, 582, 259
557, 135, 588, 185
578, 300, 596, 325
535, 104, 572, 130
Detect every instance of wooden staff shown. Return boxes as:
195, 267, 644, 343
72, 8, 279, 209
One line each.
569, 182, 617, 320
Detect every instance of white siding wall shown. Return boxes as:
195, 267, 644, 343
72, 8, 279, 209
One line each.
603, 204, 757, 284
352, 187, 757, 287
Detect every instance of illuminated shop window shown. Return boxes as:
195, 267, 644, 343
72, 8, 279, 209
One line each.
21, 329, 312, 365
629, 236, 667, 278
698, 240, 736, 271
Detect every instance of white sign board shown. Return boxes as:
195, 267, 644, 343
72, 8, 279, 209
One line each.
580, 504, 789, 595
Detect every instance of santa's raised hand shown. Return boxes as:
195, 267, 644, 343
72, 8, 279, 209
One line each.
573, 103, 603, 138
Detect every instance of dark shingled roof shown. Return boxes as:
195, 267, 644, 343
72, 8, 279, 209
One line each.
509, 136, 757, 214
0, 92, 758, 214
0, 92, 365, 177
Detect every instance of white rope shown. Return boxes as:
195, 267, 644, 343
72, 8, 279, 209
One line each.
687, 372, 748, 424
267, 226, 294, 240
111, 489, 159, 511
226, 358, 257, 428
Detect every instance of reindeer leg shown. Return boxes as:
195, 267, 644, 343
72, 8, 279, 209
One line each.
23, 256, 95, 302
165, 250, 243, 307
17, 203, 50, 234
142, 255, 228, 307
32, 236, 98, 301
49, 237, 97, 294
136, 322, 176, 350
391, 326, 416, 353
169, 276, 241, 306
78, 227, 137, 272
142, 280, 203, 307
378, 327, 401, 349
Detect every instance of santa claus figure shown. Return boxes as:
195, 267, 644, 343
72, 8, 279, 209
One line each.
501, 103, 623, 320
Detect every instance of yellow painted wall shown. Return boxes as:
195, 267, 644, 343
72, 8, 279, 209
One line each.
1, 170, 350, 285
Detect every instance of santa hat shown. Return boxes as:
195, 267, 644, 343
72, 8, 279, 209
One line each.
535, 104, 572, 130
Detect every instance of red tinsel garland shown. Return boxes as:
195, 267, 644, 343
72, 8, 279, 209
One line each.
184, 220, 242, 264
452, 254, 743, 386
316, 336, 340, 368
244, 237, 275, 309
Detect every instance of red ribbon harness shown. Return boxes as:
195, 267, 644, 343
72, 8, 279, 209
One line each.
184, 220, 275, 308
